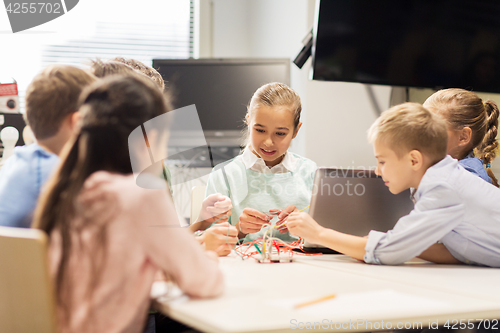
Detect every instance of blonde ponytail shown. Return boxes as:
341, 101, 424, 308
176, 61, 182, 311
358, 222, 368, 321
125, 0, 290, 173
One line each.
477, 100, 499, 187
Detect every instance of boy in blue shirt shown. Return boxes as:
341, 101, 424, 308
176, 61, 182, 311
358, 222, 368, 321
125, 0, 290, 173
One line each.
0, 65, 96, 228
287, 103, 500, 267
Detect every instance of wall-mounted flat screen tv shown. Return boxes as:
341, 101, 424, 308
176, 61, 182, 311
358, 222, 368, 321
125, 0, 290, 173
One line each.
312, 0, 500, 93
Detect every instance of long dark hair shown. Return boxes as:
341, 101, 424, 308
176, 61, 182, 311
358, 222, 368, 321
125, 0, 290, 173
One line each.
32, 74, 171, 324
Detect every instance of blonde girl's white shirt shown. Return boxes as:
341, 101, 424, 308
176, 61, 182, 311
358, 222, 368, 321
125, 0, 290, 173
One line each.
240, 146, 298, 174
205, 148, 318, 242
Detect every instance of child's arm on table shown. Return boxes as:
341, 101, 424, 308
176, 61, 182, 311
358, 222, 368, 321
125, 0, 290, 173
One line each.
287, 212, 368, 261
140, 188, 224, 298
417, 243, 463, 264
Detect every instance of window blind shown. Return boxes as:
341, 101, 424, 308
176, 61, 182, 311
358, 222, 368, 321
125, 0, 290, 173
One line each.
10, 0, 193, 113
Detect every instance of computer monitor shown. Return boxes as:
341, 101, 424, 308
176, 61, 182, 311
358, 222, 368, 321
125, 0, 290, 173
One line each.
152, 58, 291, 147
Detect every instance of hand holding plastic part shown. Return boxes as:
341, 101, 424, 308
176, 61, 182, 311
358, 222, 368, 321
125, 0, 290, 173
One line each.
271, 205, 310, 233
237, 208, 273, 235
269, 204, 296, 233
286, 211, 322, 243
199, 193, 232, 224
202, 222, 238, 256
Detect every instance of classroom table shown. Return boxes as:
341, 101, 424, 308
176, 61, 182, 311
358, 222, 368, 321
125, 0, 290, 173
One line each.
153, 254, 500, 333
294, 255, 500, 304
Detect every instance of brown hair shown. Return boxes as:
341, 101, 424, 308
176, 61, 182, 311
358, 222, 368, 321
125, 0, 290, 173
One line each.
89, 58, 136, 78
368, 102, 448, 164
424, 88, 499, 186
242, 82, 301, 145
32, 74, 171, 326
112, 57, 165, 91
25, 65, 96, 140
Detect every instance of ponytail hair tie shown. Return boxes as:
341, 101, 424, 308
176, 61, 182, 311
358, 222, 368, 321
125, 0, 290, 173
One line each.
487, 163, 491, 168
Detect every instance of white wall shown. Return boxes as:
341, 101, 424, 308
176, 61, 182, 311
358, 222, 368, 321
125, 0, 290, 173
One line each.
210, 0, 311, 156
305, 81, 391, 168
175, 0, 314, 219
211, 0, 251, 58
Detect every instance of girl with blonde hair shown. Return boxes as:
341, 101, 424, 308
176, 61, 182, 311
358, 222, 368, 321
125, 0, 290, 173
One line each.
424, 88, 499, 186
204, 82, 317, 241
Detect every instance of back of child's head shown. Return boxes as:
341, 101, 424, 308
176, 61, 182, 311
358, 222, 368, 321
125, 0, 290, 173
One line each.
246, 82, 302, 129
112, 57, 165, 91
77, 73, 171, 176
368, 102, 448, 163
25, 65, 97, 140
89, 58, 136, 78
34, 72, 171, 241
424, 88, 499, 167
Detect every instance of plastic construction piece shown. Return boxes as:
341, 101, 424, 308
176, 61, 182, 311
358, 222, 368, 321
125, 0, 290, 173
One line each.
257, 257, 293, 264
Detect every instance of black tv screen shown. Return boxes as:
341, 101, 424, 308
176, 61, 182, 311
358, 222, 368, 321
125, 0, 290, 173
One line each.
153, 59, 290, 134
312, 0, 500, 93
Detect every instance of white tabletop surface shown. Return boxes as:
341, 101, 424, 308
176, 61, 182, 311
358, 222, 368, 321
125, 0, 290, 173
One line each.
154, 253, 500, 333
295, 255, 500, 303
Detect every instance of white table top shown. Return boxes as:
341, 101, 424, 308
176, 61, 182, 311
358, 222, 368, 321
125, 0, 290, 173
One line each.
295, 255, 500, 303
154, 253, 500, 333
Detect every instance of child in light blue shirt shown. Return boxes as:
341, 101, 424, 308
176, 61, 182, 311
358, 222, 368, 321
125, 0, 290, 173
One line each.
424, 88, 499, 186
288, 103, 500, 267
0, 65, 96, 228
0, 144, 58, 228
205, 82, 317, 241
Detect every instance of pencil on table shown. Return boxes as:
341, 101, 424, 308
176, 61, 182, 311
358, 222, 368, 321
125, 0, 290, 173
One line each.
294, 294, 336, 309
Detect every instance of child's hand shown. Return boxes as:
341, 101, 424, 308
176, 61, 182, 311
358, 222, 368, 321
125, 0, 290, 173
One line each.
286, 212, 323, 244
269, 205, 297, 233
200, 223, 238, 256
237, 208, 272, 235
198, 193, 232, 224
77, 171, 119, 226
153, 270, 169, 282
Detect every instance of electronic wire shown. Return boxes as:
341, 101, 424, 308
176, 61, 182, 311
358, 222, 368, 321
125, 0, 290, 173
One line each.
209, 204, 320, 260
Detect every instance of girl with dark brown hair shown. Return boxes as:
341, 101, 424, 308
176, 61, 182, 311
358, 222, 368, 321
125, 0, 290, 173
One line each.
33, 74, 223, 333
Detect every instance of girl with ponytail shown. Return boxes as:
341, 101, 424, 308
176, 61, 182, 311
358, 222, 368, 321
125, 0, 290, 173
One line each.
33, 74, 223, 333
424, 88, 499, 187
